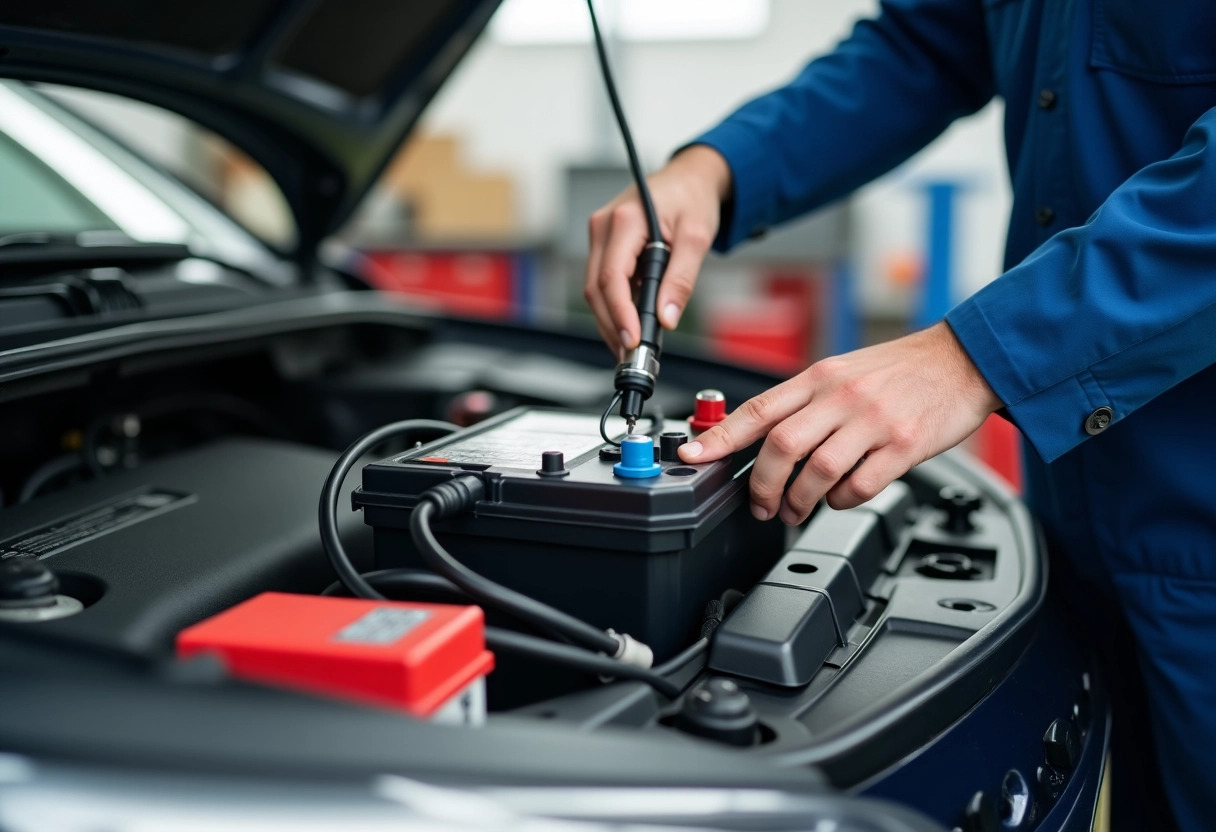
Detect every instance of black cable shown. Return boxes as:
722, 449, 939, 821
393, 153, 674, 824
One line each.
322, 569, 590, 650
320, 419, 681, 695
411, 496, 620, 656
321, 569, 464, 600
653, 588, 744, 676
320, 566, 678, 696
718, 588, 745, 613
600, 393, 667, 447
321, 420, 629, 655
600, 390, 623, 447
320, 567, 680, 697
319, 419, 461, 602
653, 638, 708, 677
485, 628, 680, 698
586, 0, 663, 244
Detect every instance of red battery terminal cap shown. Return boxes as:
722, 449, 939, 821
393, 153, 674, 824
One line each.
689, 389, 727, 432
177, 593, 494, 722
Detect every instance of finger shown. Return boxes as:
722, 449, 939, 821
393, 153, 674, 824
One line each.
825, 448, 909, 511
599, 203, 647, 349
657, 221, 711, 329
585, 282, 620, 358
585, 210, 617, 355
680, 371, 815, 463
748, 404, 841, 521
779, 424, 876, 525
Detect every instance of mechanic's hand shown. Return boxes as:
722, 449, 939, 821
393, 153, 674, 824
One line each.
585, 144, 732, 357
679, 322, 1002, 522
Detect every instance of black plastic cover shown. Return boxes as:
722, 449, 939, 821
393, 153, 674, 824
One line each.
710, 584, 840, 687
766, 550, 866, 633
791, 509, 888, 594
0, 438, 372, 652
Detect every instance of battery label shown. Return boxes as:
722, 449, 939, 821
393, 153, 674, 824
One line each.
409, 411, 610, 470
334, 607, 431, 645
0, 489, 194, 560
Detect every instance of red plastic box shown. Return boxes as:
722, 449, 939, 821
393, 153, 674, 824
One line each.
177, 593, 494, 724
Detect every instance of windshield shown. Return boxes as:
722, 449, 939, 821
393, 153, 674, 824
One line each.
0, 131, 120, 237
38, 84, 297, 251
0, 81, 291, 281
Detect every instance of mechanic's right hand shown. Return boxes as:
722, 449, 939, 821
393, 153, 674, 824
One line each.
585, 144, 732, 357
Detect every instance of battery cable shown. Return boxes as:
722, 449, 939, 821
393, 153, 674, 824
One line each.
318, 419, 680, 698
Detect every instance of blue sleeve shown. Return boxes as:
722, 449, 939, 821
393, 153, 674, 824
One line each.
946, 106, 1216, 463
691, 0, 993, 251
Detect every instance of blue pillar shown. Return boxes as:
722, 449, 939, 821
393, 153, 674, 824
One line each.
829, 259, 860, 355
914, 181, 962, 330
511, 251, 537, 323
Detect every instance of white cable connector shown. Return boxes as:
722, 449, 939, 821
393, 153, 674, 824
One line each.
607, 629, 654, 669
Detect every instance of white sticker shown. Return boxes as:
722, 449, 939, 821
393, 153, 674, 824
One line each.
333, 608, 430, 645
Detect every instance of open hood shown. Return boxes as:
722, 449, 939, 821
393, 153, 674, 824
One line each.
0, 0, 501, 257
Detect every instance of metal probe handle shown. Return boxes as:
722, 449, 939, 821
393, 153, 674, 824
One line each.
614, 241, 671, 426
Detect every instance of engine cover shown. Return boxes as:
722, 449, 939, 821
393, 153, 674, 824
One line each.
0, 438, 373, 653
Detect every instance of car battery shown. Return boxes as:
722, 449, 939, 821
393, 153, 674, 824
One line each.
177, 592, 494, 724
353, 407, 784, 661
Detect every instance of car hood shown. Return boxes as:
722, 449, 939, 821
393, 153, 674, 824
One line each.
0, 0, 500, 257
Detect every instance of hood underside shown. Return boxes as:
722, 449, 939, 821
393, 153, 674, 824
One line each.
0, 0, 501, 256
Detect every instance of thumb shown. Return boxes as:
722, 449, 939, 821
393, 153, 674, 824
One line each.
657, 224, 712, 329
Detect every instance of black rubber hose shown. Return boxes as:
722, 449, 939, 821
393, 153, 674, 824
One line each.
411, 496, 620, 655
318, 419, 460, 602
485, 628, 680, 698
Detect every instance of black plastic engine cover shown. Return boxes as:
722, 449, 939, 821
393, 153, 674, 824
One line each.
0, 438, 372, 653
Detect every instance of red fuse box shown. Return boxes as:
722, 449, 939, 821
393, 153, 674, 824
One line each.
177, 593, 494, 724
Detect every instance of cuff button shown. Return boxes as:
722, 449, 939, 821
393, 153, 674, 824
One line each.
1084, 406, 1113, 436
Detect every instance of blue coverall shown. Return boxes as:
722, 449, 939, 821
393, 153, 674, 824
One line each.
691, 0, 1216, 828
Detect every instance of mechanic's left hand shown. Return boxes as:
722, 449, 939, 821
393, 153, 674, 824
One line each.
678, 322, 1002, 523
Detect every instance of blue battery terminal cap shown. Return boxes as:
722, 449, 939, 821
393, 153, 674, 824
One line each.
613, 435, 662, 479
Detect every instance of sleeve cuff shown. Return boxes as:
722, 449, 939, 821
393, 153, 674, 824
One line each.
946, 299, 1113, 463
685, 121, 781, 253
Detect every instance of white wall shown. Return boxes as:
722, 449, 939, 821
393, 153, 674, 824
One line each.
421, 0, 1012, 318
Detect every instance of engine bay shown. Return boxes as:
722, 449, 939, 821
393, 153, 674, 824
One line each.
0, 297, 1103, 829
